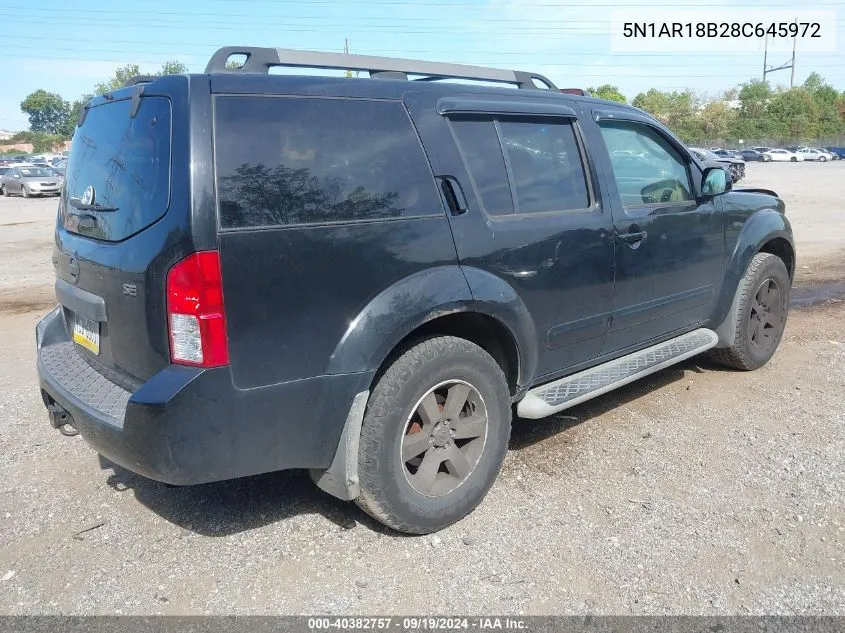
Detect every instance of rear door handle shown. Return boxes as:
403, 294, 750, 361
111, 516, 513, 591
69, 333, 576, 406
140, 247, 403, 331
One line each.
437, 176, 469, 216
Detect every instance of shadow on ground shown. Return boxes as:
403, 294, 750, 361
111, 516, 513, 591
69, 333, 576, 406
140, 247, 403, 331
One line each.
99, 356, 720, 537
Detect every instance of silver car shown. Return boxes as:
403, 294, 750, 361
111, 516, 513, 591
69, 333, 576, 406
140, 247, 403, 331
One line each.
0, 166, 63, 198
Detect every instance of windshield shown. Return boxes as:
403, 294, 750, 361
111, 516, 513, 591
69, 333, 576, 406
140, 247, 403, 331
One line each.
20, 167, 55, 178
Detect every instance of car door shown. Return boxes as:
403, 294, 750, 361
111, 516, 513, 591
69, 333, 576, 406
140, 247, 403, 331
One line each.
405, 91, 615, 380
587, 107, 724, 353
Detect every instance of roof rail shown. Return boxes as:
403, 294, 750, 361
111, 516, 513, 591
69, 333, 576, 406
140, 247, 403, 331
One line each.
205, 46, 558, 91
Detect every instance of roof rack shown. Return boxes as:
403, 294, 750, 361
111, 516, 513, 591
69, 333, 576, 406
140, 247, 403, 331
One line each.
205, 46, 558, 91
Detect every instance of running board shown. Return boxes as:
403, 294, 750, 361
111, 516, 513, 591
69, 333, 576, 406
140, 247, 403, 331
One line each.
517, 328, 718, 419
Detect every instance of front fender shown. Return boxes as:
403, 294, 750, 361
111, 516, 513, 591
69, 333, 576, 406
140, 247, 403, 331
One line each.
713, 207, 794, 333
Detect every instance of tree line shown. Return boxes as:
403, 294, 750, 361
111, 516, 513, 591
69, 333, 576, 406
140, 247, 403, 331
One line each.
588, 73, 845, 145
5, 61, 845, 154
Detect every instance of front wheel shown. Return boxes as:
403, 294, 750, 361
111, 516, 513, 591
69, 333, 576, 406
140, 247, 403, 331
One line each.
355, 336, 511, 534
762, 155, 771, 162
791, 157, 798, 162
820, 156, 827, 162
1, 185, 7, 197
711, 252, 790, 371
21, 186, 30, 198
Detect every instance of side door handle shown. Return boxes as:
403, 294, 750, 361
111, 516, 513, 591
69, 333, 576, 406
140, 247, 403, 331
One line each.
616, 227, 647, 248
436, 176, 469, 216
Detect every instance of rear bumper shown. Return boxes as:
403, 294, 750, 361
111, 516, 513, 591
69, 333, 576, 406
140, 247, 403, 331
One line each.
36, 306, 373, 485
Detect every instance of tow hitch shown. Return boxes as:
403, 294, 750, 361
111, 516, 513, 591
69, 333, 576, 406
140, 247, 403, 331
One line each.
47, 402, 79, 437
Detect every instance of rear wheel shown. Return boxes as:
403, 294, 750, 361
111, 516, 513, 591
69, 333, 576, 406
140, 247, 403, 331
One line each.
711, 253, 790, 371
355, 336, 511, 534
762, 155, 771, 162
791, 157, 797, 162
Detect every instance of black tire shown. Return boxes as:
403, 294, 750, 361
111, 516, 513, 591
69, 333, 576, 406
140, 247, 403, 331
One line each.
820, 156, 827, 162
762, 155, 771, 162
355, 336, 511, 534
791, 157, 797, 162
1, 185, 7, 197
21, 186, 30, 198
710, 253, 790, 371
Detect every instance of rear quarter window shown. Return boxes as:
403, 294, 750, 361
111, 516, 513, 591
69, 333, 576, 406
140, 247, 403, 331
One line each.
214, 96, 442, 228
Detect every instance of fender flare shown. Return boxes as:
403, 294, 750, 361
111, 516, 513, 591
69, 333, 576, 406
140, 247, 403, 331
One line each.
713, 209, 794, 345
315, 265, 538, 501
325, 265, 538, 385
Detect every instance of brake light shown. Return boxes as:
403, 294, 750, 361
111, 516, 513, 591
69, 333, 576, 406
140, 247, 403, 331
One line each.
166, 251, 229, 367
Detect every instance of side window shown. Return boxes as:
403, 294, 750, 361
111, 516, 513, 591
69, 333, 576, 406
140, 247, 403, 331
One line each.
215, 97, 442, 228
448, 117, 514, 216
599, 121, 693, 207
498, 119, 590, 213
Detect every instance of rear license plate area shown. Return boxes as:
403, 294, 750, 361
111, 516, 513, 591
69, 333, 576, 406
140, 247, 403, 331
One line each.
72, 314, 100, 355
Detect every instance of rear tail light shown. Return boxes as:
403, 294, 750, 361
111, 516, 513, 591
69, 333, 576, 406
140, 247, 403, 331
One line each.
166, 251, 229, 367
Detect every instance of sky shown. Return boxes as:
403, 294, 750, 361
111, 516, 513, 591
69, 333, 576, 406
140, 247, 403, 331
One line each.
1, 0, 843, 131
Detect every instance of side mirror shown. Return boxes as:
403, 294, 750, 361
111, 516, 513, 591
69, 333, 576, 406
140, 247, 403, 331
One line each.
701, 167, 731, 196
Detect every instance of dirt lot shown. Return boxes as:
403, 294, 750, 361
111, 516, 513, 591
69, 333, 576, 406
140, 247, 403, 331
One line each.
0, 162, 843, 615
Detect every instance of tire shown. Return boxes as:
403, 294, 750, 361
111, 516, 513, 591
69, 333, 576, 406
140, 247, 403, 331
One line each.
21, 186, 30, 198
791, 157, 797, 162
355, 336, 511, 534
762, 155, 771, 162
820, 156, 827, 162
710, 253, 790, 371
1, 185, 7, 197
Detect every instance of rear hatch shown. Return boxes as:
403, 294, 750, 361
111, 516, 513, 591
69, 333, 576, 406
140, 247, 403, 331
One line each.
54, 75, 204, 388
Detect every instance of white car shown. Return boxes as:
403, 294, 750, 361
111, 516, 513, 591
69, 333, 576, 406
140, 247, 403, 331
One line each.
764, 149, 804, 162
797, 148, 833, 162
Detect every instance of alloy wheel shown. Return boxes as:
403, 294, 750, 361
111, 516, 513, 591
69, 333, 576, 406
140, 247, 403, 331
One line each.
400, 380, 488, 497
749, 278, 784, 353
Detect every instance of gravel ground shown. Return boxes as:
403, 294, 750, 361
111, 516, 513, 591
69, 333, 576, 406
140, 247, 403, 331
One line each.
0, 162, 843, 615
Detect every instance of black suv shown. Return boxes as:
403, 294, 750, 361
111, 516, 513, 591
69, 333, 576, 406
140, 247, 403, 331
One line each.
37, 47, 795, 534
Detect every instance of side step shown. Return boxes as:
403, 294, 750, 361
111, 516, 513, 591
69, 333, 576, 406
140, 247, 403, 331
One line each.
517, 328, 718, 419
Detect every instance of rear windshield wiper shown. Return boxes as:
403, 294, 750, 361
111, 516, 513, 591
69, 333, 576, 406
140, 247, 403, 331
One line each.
69, 197, 119, 212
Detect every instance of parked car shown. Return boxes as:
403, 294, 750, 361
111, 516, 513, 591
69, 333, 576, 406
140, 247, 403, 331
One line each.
752, 146, 773, 154
739, 149, 766, 162
689, 147, 745, 182
1, 165, 63, 197
35, 47, 794, 534
824, 147, 845, 159
715, 149, 742, 159
797, 148, 833, 161
764, 149, 804, 162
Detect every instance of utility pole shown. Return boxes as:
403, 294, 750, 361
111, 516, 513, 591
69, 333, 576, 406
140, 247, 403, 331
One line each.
763, 19, 797, 85
763, 34, 768, 80
790, 23, 797, 88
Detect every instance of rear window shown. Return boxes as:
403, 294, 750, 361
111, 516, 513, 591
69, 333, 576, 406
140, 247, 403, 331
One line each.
214, 96, 442, 228
61, 96, 171, 242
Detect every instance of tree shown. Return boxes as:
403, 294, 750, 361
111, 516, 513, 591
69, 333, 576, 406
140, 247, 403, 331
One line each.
20, 90, 71, 135
767, 88, 821, 140
587, 84, 627, 103
94, 60, 188, 94
632, 88, 699, 141
698, 99, 737, 143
